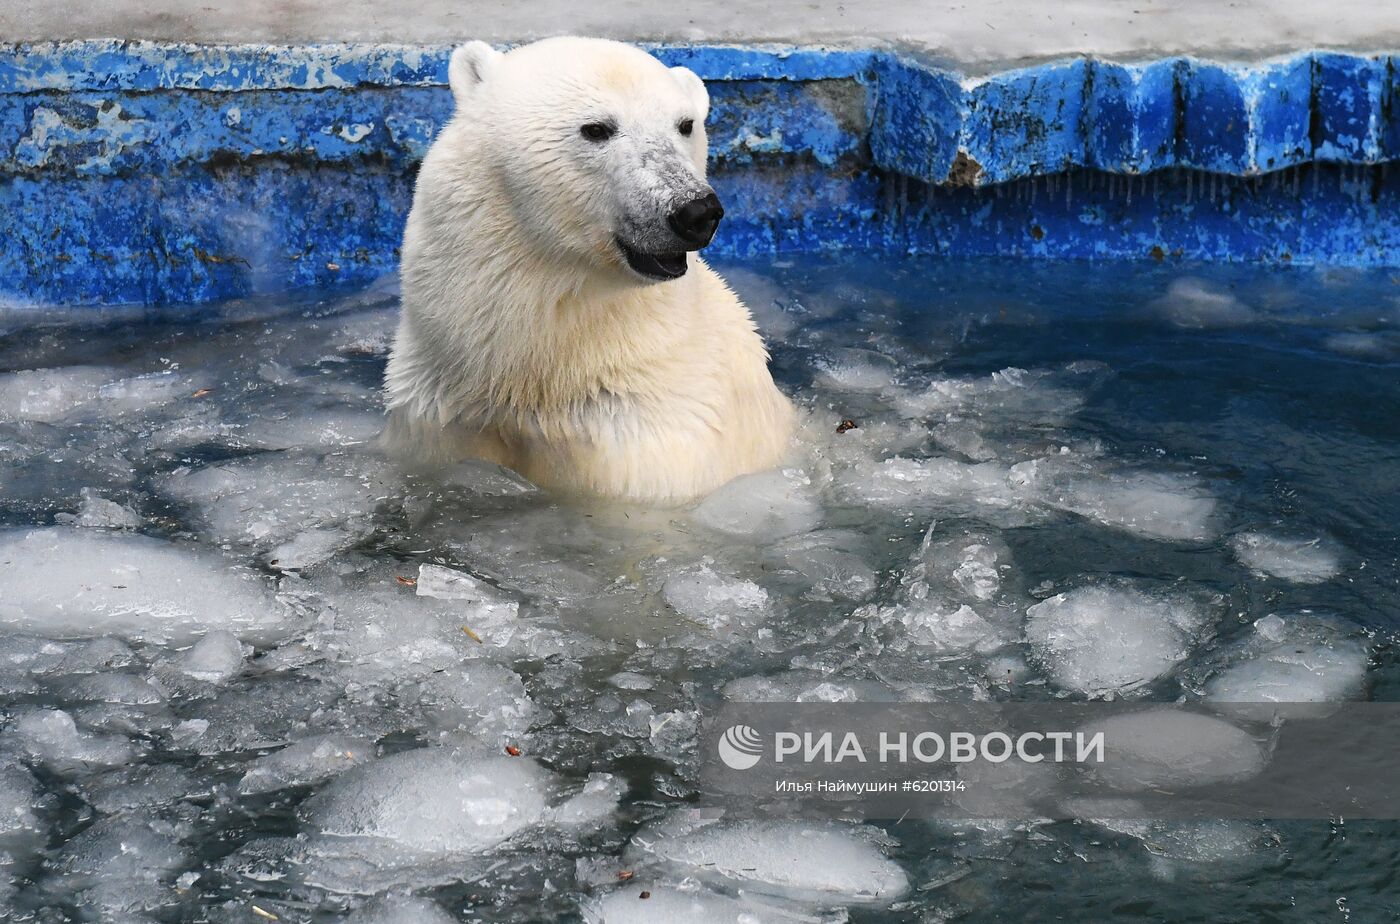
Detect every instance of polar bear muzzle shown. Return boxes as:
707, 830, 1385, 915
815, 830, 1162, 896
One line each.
615, 191, 724, 281
667, 192, 724, 250
615, 237, 689, 281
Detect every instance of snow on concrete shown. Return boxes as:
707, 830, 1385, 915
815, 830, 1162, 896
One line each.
4, 1, 1397, 74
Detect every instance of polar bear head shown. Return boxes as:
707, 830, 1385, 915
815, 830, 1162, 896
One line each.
442, 37, 719, 284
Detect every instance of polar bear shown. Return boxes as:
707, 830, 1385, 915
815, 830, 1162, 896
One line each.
383, 36, 795, 502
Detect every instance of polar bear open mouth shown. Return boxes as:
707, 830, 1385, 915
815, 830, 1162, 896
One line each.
615, 237, 688, 281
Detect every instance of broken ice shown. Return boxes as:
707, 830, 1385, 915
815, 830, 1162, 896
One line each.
1025, 583, 1210, 695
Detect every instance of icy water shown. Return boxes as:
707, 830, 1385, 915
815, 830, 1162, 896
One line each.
1, 254, 1398, 922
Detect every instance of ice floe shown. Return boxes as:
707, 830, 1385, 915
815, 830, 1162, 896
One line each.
1025, 583, 1212, 695
1231, 531, 1344, 583
0, 527, 291, 645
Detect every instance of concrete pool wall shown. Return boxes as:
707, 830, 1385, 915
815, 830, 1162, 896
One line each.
2, 40, 1399, 306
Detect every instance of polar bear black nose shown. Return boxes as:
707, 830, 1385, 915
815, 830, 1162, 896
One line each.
667, 192, 724, 250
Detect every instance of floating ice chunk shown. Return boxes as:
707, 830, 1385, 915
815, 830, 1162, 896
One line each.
440, 507, 612, 604
160, 449, 401, 554
95, 370, 188, 415
322, 298, 400, 357
813, 347, 899, 392
662, 565, 769, 630
55, 488, 141, 529
885, 599, 1005, 654
237, 405, 385, 451
1078, 709, 1265, 791
1040, 469, 1219, 542
0, 637, 136, 687
1153, 278, 1256, 329
951, 752, 1061, 819
416, 562, 520, 620
692, 469, 822, 541
296, 575, 489, 683
239, 733, 376, 795
1064, 799, 1266, 871
345, 895, 460, 924
845, 455, 1216, 542
176, 630, 246, 684
918, 532, 1012, 603
266, 527, 355, 570
10, 707, 136, 774
1203, 614, 1368, 707
1231, 531, 1344, 583
432, 458, 539, 496
0, 366, 118, 422
303, 746, 555, 855
0, 765, 46, 845
0, 527, 290, 645
1025, 584, 1210, 695
860, 529, 1019, 654
52, 815, 189, 879
632, 817, 908, 904
79, 764, 199, 814
607, 671, 654, 691
175, 675, 342, 755
548, 772, 625, 826
47, 815, 190, 914
893, 365, 1090, 422
723, 671, 900, 703
930, 419, 998, 461
60, 672, 165, 706
1324, 331, 1400, 361
767, 531, 878, 602
146, 405, 235, 450
409, 663, 536, 741
584, 883, 823, 923
648, 709, 700, 764
867, 457, 1018, 506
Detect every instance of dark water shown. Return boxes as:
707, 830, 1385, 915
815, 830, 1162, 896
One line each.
0, 254, 1397, 921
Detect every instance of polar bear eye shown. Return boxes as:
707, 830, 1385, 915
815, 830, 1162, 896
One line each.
678, 118, 695, 137
580, 122, 616, 142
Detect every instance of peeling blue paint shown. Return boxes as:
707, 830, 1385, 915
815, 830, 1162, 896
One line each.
1, 41, 1398, 307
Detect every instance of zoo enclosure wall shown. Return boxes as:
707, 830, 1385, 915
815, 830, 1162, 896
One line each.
2, 41, 1399, 307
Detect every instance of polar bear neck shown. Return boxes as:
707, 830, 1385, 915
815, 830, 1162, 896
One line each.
388, 156, 716, 434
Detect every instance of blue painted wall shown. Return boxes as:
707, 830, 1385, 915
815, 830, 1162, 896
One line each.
1, 42, 1397, 307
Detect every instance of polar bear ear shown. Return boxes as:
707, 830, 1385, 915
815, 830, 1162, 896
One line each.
448, 41, 502, 107
670, 66, 710, 119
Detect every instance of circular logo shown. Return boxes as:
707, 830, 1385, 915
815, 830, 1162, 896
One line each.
718, 724, 763, 770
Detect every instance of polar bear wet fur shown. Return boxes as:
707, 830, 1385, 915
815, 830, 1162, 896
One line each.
383, 37, 795, 502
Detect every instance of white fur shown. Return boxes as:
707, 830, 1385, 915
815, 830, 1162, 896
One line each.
384, 37, 794, 502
